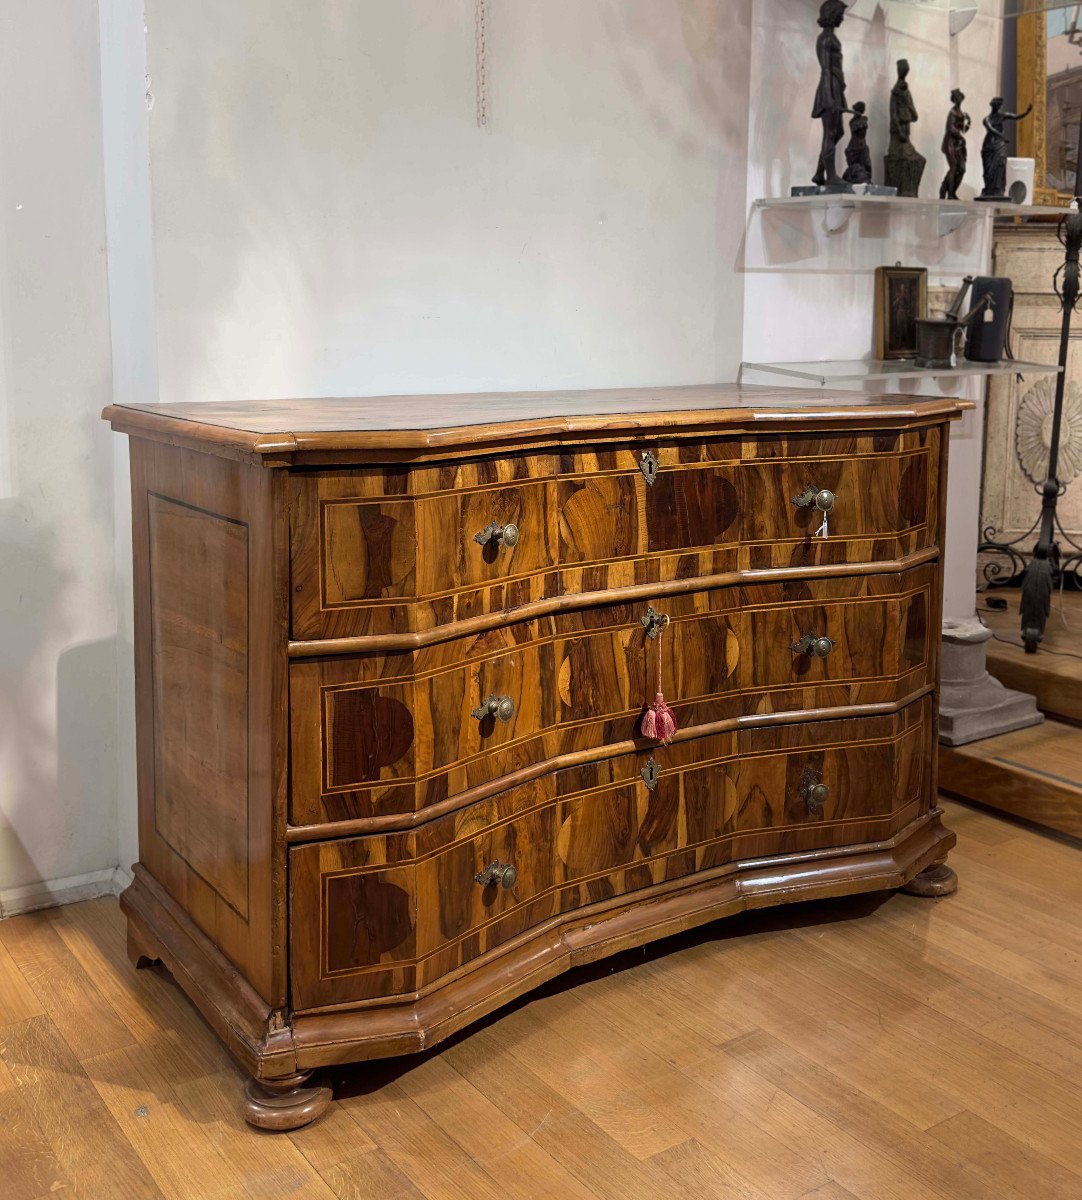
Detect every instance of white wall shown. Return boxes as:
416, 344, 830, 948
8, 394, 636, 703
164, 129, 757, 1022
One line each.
0, 0, 123, 910
100, 0, 156, 879
146, 0, 753, 401
0, 0, 1009, 907
744, 0, 1004, 621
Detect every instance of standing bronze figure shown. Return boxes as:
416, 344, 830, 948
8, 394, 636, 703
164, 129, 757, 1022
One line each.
884, 60, 926, 198
843, 101, 872, 185
939, 89, 971, 200
811, 0, 849, 188
979, 97, 1033, 200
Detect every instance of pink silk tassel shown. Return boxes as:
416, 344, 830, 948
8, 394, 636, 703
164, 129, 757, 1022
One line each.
641, 618, 679, 744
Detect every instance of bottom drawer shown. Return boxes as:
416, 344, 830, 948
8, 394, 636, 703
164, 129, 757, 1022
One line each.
289, 697, 932, 1010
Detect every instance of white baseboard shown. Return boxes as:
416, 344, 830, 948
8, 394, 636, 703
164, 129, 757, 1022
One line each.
0, 866, 130, 919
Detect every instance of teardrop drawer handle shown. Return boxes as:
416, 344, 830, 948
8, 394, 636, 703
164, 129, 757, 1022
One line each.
471, 695, 515, 723
475, 860, 518, 890
800, 767, 829, 816
474, 521, 520, 549
790, 634, 835, 659
792, 486, 836, 514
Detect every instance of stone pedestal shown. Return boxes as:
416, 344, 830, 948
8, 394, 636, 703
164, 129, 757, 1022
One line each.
938, 617, 1044, 747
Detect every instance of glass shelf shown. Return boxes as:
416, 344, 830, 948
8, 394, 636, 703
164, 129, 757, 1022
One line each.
897, 0, 1082, 18
737, 359, 1063, 387
754, 195, 1068, 219
753, 193, 1069, 236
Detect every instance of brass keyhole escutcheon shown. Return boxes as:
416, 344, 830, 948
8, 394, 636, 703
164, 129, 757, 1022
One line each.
639, 450, 659, 486
641, 606, 670, 640
640, 758, 661, 791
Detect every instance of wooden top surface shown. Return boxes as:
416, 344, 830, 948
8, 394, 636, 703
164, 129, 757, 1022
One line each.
103, 385, 973, 463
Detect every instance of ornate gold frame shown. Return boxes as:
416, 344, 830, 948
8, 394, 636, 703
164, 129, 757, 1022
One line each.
1017, 9, 1074, 207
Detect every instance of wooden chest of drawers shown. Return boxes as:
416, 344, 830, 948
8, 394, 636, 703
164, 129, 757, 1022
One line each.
105, 385, 969, 1130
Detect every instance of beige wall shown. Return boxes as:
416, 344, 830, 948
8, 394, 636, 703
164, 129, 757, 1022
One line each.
0, 1, 1008, 904
146, 0, 752, 401
0, 0, 122, 907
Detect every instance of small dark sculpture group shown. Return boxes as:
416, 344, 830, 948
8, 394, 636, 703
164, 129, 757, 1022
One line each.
939, 89, 971, 200
979, 97, 1033, 200
803, 5, 1037, 204
811, 0, 849, 188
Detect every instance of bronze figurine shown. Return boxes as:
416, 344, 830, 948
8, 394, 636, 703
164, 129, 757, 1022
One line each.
843, 102, 872, 186
939, 88, 971, 200
979, 97, 1033, 200
885, 60, 926, 198
811, 0, 849, 188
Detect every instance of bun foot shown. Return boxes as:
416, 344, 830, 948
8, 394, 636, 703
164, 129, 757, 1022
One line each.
243, 1072, 332, 1132
902, 862, 958, 898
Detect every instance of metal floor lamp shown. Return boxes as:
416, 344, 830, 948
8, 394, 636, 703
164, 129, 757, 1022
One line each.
979, 126, 1082, 653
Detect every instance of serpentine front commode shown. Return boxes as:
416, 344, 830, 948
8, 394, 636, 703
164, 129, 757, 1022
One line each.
103, 383, 970, 1130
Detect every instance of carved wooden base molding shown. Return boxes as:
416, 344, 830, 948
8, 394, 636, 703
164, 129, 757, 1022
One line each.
122, 811, 954, 1102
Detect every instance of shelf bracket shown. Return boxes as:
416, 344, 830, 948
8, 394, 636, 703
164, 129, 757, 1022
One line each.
938, 207, 971, 238
823, 200, 856, 235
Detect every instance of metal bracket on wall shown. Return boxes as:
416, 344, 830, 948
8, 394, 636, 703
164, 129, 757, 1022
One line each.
823, 200, 856, 235
821, 201, 975, 238
938, 206, 971, 237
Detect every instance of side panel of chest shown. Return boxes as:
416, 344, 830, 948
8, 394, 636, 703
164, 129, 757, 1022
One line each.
128, 438, 289, 1007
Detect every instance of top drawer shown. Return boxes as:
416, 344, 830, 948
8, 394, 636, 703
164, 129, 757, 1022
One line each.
290, 426, 942, 641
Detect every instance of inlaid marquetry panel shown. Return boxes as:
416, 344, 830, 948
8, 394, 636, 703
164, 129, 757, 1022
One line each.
558, 427, 937, 575
290, 455, 559, 641
289, 698, 931, 1010
289, 566, 935, 826
289, 428, 941, 642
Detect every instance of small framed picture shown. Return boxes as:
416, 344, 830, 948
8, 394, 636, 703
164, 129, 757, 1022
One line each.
874, 265, 928, 360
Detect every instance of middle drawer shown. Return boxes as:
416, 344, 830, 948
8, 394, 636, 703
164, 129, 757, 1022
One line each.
290, 565, 935, 826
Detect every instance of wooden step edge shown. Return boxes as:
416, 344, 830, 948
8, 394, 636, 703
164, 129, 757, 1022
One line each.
939, 719, 1082, 840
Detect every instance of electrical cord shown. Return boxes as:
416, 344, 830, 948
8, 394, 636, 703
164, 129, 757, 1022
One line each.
978, 610, 1082, 662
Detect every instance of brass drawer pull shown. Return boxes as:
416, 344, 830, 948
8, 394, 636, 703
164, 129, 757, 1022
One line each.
640, 758, 661, 791
474, 521, 520, 549
790, 634, 835, 659
800, 767, 829, 816
640, 606, 670, 640
471, 695, 515, 723
639, 450, 659, 486
792, 486, 836, 513
792, 486, 835, 540
475, 860, 518, 890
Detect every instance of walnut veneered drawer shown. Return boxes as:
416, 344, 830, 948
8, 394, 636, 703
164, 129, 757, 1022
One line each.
289, 428, 941, 644
289, 566, 935, 826
289, 697, 932, 1010
290, 456, 559, 641
558, 427, 939, 580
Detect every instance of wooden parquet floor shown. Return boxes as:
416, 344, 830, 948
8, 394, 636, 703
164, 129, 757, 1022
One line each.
2, 798, 1082, 1199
